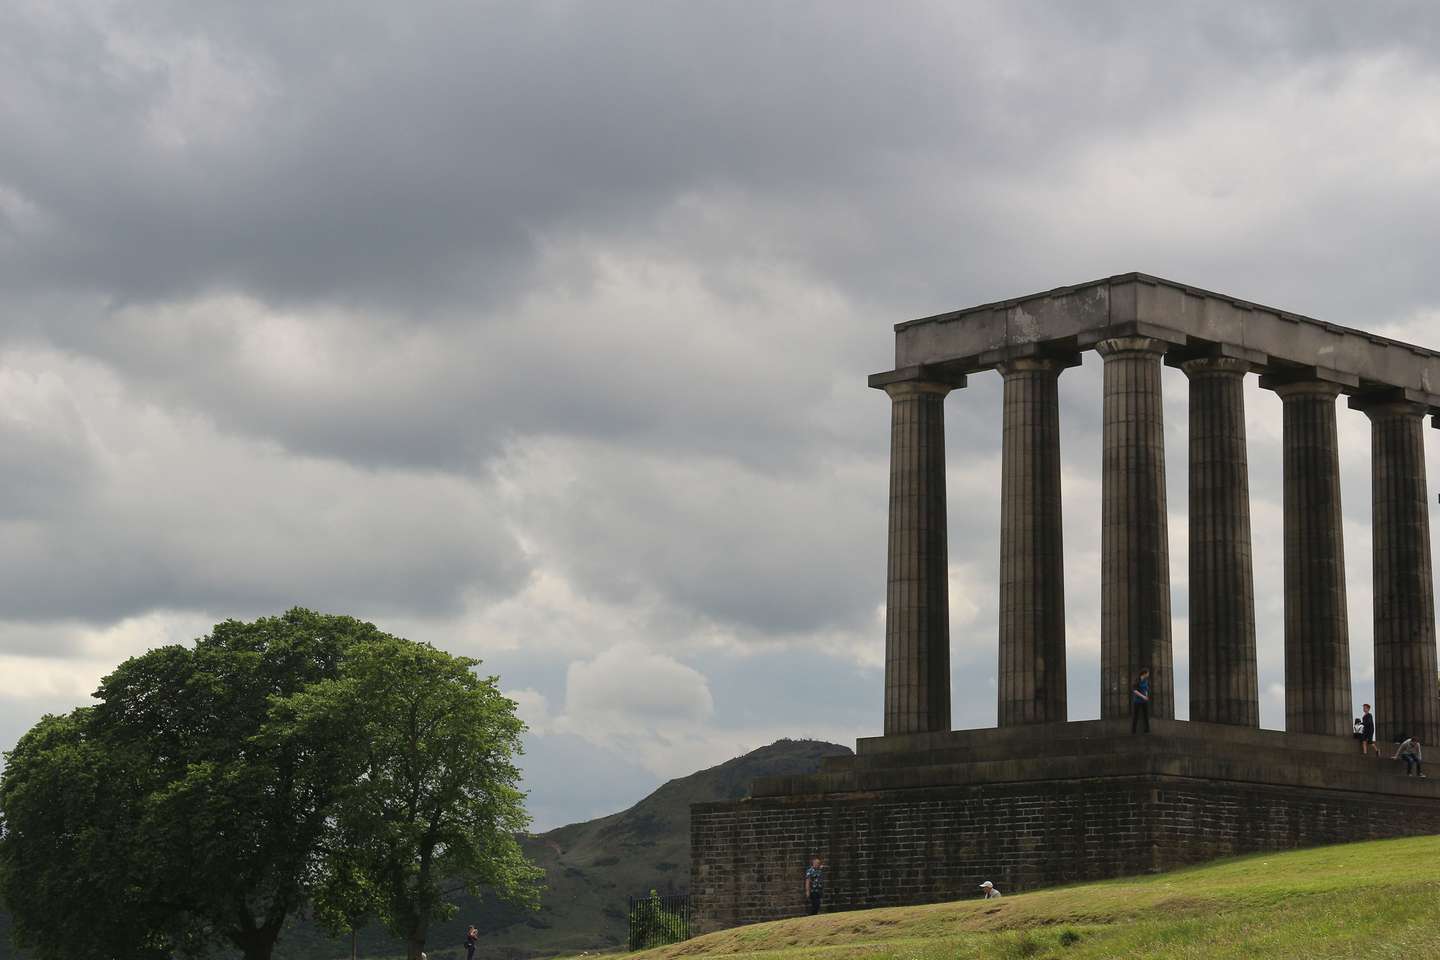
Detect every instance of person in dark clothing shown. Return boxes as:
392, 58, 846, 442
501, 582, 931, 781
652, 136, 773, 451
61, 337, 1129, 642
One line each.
465, 925, 478, 960
804, 856, 825, 915
1131, 668, 1151, 734
1361, 704, 1378, 757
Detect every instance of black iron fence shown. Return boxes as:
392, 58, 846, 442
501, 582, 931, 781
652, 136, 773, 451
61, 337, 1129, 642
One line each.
627, 891, 691, 950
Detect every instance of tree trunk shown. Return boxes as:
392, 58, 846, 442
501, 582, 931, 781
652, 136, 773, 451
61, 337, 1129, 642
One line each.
234, 927, 280, 960
407, 922, 429, 960
352, 928, 358, 960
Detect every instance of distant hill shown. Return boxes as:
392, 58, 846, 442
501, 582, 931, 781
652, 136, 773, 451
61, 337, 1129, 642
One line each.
0, 738, 849, 960
463, 738, 853, 959
265, 737, 851, 959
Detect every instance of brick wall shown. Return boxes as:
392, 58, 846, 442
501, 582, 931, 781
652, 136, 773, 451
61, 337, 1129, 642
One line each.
691, 776, 1440, 932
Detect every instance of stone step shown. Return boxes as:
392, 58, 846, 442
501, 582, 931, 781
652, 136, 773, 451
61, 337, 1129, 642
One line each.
758, 729, 1437, 800
828, 723, 1388, 773
850, 718, 1384, 760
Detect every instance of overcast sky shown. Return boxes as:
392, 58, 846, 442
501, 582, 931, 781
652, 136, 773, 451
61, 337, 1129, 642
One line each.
2, 1, 1440, 830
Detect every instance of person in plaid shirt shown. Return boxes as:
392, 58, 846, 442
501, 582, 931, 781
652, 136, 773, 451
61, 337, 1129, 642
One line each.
804, 856, 826, 915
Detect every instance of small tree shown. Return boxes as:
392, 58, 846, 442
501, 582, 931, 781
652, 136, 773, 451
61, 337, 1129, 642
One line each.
280, 635, 541, 960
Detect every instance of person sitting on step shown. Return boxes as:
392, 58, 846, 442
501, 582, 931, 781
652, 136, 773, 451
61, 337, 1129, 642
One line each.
1394, 737, 1426, 778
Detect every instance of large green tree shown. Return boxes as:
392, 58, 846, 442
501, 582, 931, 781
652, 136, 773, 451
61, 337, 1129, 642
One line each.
280, 635, 541, 960
0, 609, 386, 960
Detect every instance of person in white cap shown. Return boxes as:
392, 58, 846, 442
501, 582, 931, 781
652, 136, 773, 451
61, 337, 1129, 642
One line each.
979, 880, 1002, 899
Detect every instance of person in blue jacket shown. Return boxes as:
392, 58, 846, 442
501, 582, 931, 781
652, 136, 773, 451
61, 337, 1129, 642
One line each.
1131, 668, 1151, 734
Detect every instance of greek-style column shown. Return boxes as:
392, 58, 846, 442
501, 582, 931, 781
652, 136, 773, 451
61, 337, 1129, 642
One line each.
1353, 397, 1440, 745
1267, 379, 1352, 736
881, 376, 958, 735
997, 356, 1070, 725
1183, 356, 1259, 726
1097, 337, 1174, 719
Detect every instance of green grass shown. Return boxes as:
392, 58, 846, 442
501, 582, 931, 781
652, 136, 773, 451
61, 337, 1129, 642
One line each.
607, 836, 1440, 960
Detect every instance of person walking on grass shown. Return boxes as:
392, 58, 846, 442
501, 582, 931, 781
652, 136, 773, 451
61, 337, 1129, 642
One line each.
1131, 668, 1152, 734
979, 880, 1002, 900
804, 855, 826, 915
465, 925, 478, 960
1394, 737, 1426, 777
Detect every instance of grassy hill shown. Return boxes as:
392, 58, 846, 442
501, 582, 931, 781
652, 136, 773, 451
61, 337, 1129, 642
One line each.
616, 835, 1440, 960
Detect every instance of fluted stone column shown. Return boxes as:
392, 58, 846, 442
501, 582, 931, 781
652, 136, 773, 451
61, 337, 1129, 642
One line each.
1357, 399, 1440, 745
1271, 380, 1352, 736
1183, 356, 1259, 726
882, 378, 955, 735
997, 357, 1068, 726
1097, 337, 1174, 719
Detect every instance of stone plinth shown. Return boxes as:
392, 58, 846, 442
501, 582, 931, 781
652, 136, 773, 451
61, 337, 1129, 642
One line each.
691, 720, 1440, 933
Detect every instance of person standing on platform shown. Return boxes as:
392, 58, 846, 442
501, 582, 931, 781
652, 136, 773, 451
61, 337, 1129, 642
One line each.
1361, 704, 1378, 757
1131, 668, 1152, 734
804, 856, 826, 915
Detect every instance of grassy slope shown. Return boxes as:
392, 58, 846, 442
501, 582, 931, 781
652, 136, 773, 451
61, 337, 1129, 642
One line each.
620, 836, 1440, 960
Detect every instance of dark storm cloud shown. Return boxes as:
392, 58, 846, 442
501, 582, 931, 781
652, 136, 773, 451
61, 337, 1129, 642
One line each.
3, 1, 981, 308
1, 1, 1431, 314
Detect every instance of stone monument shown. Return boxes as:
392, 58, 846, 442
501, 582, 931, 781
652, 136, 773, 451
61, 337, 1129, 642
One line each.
691, 273, 1440, 932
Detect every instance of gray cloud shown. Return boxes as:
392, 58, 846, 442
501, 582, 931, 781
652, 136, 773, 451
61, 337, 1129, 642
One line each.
4, 2, 1433, 315
0, 349, 529, 623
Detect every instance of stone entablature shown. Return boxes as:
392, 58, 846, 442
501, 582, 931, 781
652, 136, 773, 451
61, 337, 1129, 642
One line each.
885, 273, 1440, 404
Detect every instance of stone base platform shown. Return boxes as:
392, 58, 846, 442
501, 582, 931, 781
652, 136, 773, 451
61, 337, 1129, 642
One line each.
690, 719, 1440, 932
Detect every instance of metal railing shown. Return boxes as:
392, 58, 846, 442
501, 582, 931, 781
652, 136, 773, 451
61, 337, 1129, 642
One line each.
627, 892, 691, 951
